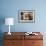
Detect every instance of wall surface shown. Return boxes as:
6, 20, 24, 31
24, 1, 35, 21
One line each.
0, 0, 46, 32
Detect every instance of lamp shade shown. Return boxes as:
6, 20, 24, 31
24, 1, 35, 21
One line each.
5, 18, 14, 25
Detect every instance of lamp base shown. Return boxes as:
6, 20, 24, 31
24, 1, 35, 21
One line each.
8, 32, 11, 35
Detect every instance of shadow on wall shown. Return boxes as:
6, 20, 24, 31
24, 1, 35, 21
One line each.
0, 16, 5, 32
0, 33, 4, 46
0, 16, 5, 46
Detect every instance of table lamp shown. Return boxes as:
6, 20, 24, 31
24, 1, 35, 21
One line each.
5, 18, 14, 35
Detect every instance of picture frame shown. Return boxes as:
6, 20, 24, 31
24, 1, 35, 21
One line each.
18, 10, 35, 23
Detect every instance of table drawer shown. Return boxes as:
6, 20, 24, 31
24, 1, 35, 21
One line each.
25, 35, 43, 40
24, 40, 43, 46
4, 40, 24, 46
4, 35, 24, 40
4, 40, 16, 46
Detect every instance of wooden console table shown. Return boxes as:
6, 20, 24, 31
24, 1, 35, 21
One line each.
4, 32, 43, 46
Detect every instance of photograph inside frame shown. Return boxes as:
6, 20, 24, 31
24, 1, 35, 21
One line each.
21, 12, 33, 20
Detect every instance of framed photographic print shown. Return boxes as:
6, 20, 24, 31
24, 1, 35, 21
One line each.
18, 10, 35, 23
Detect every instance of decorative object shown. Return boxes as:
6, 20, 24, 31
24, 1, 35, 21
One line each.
25, 32, 38, 35
18, 10, 35, 23
5, 18, 14, 35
